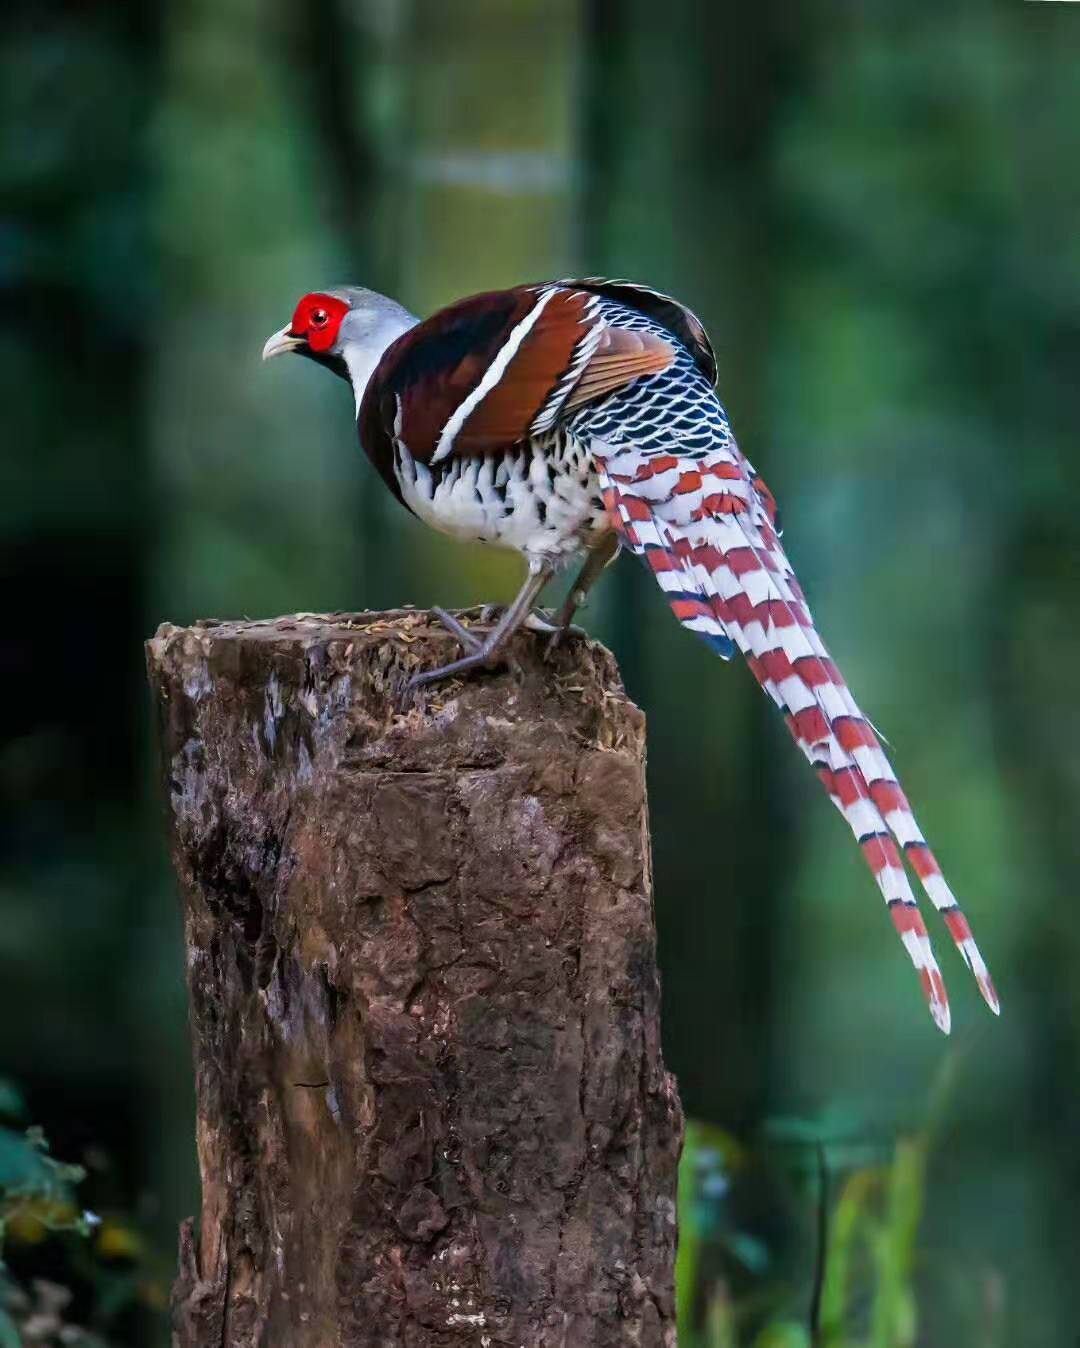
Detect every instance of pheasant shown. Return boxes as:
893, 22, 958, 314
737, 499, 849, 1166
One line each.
263, 277, 998, 1032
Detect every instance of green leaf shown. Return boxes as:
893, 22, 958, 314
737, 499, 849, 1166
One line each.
0, 1126, 58, 1195
820, 1166, 880, 1344
0, 1126, 85, 1197
677, 1119, 704, 1342
0, 1085, 25, 1126
0, 1124, 89, 1254
726, 1231, 770, 1275
704, 1288, 738, 1348
764, 1110, 889, 1174
870, 1137, 926, 1348
0, 1306, 21, 1348
753, 1323, 812, 1348
678, 1119, 744, 1344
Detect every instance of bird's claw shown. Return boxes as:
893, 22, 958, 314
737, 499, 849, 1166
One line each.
522, 608, 561, 635
543, 621, 587, 661
525, 608, 587, 660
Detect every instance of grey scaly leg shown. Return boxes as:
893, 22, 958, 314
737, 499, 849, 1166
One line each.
545, 532, 620, 655
411, 561, 555, 688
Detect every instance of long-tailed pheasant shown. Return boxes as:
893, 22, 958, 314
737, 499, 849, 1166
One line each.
263, 278, 999, 1032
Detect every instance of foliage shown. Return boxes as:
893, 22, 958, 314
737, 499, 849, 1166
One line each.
0, 1084, 97, 1344
677, 1060, 1002, 1346
0, 1080, 162, 1347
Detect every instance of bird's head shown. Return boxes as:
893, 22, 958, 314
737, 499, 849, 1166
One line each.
262, 286, 418, 403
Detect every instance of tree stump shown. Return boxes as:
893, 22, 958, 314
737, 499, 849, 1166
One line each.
146, 610, 683, 1348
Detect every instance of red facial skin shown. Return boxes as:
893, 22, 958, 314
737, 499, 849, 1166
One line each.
290, 293, 350, 353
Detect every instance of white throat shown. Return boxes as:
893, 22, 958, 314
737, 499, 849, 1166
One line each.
341, 312, 418, 413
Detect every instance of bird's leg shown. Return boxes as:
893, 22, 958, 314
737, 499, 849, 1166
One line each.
545, 532, 621, 656
410, 562, 555, 688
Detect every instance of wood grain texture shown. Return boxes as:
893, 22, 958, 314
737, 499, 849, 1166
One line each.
147, 610, 683, 1347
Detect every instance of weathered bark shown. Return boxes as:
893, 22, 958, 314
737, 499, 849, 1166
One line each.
146, 610, 683, 1348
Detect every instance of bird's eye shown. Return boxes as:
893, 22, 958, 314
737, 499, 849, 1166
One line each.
310, 308, 328, 328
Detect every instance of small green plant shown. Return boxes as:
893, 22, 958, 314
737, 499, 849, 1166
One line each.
0, 1079, 104, 1346
677, 1061, 964, 1348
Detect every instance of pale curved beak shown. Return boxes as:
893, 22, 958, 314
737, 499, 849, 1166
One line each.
262, 325, 305, 361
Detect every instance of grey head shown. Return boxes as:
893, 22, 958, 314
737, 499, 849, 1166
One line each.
262, 285, 419, 404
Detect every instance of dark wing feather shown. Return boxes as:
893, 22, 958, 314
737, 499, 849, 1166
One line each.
358, 284, 676, 480
558, 276, 717, 385
379, 288, 533, 456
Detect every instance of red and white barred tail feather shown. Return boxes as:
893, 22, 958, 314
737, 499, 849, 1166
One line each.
596, 438, 999, 1033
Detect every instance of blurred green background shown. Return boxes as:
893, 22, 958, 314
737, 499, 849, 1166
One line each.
2, 0, 1078, 1343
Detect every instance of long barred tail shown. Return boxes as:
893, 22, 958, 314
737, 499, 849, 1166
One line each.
597, 442, 999, 1033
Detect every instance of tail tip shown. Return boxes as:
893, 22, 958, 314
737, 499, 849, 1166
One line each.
930, 996, 952, 1035
980, 975, 1001, 1017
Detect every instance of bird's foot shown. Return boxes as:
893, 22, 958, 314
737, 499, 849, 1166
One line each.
409, 607, 520, 692
431, 606, 483, 654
